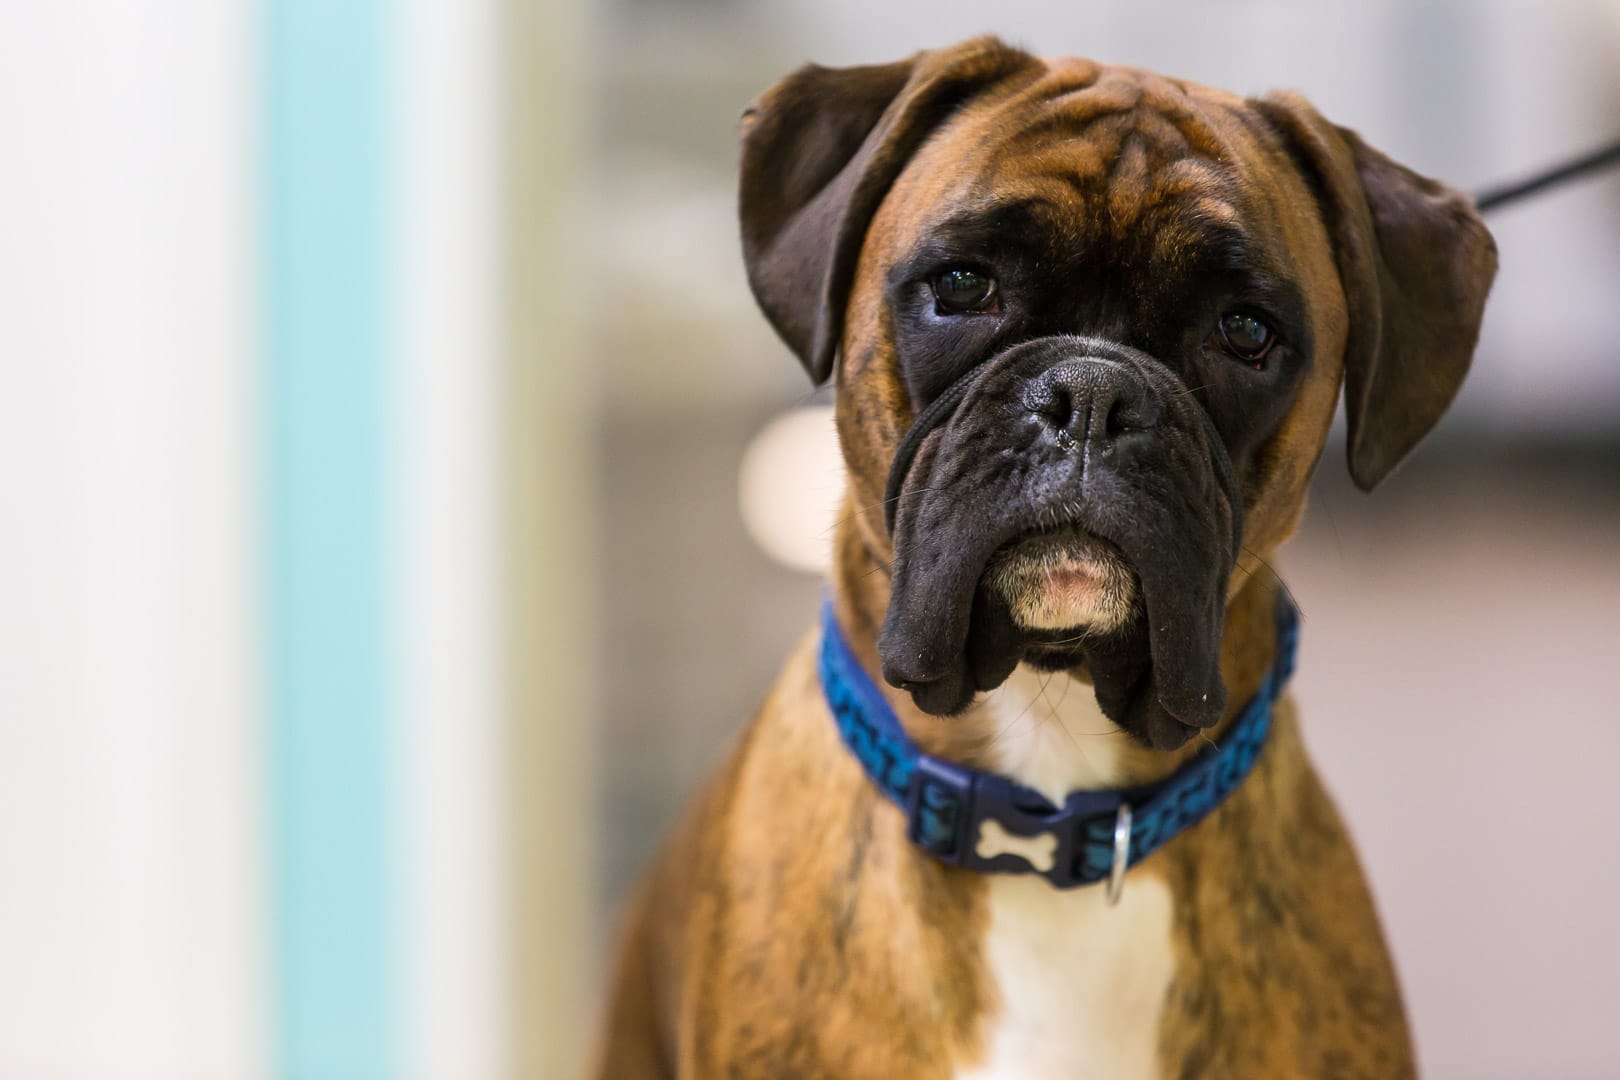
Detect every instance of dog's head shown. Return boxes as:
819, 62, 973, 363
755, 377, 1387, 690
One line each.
739, 38, 1496, 750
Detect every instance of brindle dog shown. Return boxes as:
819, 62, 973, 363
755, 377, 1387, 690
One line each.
593, 37, 1495, 1079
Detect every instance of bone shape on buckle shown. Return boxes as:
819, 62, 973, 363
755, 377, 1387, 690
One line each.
975, 818, 1058, 873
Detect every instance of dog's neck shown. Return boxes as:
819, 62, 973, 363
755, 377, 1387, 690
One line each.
830, 506, 1284, 793
972, 665, 1139, 802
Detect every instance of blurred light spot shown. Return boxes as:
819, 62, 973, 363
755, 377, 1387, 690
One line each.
738, 405, 844, 575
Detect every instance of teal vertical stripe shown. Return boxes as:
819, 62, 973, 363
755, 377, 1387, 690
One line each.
264, 1, 395, 1078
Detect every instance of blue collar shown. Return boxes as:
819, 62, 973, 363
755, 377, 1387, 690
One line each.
818, 596, 1299, 892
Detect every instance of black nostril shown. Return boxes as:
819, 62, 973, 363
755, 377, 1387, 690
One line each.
1104, 393, 1130, 438
1044, 383, 1075, 433
1029, 358, 1156, 444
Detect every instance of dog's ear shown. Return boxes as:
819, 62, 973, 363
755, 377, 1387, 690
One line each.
1254, 93, 1498, 490
739, 37, 1037, 384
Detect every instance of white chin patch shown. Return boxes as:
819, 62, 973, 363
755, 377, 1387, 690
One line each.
988, 547, 1134, 635
1012, 565, 1117, 630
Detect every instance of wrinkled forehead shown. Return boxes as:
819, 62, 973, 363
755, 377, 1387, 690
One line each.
881, 60, 1294, 276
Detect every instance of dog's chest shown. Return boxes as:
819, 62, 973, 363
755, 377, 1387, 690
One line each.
955, 667, 1176, 1080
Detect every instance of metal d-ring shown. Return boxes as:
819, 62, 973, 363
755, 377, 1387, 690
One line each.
1106, 802, 1133, 906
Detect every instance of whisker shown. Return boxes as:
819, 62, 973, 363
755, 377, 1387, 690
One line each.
1052, 670, 1074, 712
986, 676, 1045, 750
1040, 674, 1090, 758
859, 560, 891, 580
1241, 544, 1303, 619
1032, 628, 1098, 648
822, 484, 950, 535
1313, 487, 1346, 564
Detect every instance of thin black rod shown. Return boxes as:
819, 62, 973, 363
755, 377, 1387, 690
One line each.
1474, 136, 1620, 213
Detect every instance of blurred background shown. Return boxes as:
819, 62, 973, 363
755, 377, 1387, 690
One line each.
1, 0, 1617, 1077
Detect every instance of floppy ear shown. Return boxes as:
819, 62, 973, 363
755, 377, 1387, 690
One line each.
738, 37, 1037, 384
1254, 93, 1498, 490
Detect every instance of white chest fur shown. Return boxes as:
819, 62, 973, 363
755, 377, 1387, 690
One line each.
956, 666, 1176, 1080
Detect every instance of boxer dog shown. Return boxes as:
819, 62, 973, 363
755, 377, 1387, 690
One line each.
593, 37, 1495, 1078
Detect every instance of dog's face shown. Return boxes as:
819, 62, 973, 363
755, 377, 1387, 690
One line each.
740, 39, 1495, 750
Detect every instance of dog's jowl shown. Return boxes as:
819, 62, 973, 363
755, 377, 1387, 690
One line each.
593, 37, 1495, 1080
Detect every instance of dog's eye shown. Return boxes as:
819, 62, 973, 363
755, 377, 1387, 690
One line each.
1217, 311, 1276, 367
932, 268, 999, 314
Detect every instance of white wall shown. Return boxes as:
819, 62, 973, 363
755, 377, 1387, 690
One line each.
0, 1, 512, 1074
0, 2, 264, 1076
397, 0, 508, 1074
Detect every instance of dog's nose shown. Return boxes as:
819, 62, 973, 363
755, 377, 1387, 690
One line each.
1027, 358, 1158, 444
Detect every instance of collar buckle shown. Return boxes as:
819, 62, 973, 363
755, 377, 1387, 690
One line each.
906, 756, 1112, 889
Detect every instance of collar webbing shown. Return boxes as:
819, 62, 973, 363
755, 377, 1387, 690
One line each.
818, 596, 1298, 890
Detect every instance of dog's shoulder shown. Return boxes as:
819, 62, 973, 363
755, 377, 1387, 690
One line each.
598, 631, 997, 1078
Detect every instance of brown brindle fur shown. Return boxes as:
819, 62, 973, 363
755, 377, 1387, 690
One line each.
592, 40, 1492, 1078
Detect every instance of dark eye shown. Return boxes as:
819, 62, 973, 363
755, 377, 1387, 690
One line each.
1217, 311, 1276, 367
932, 268, 999, 314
